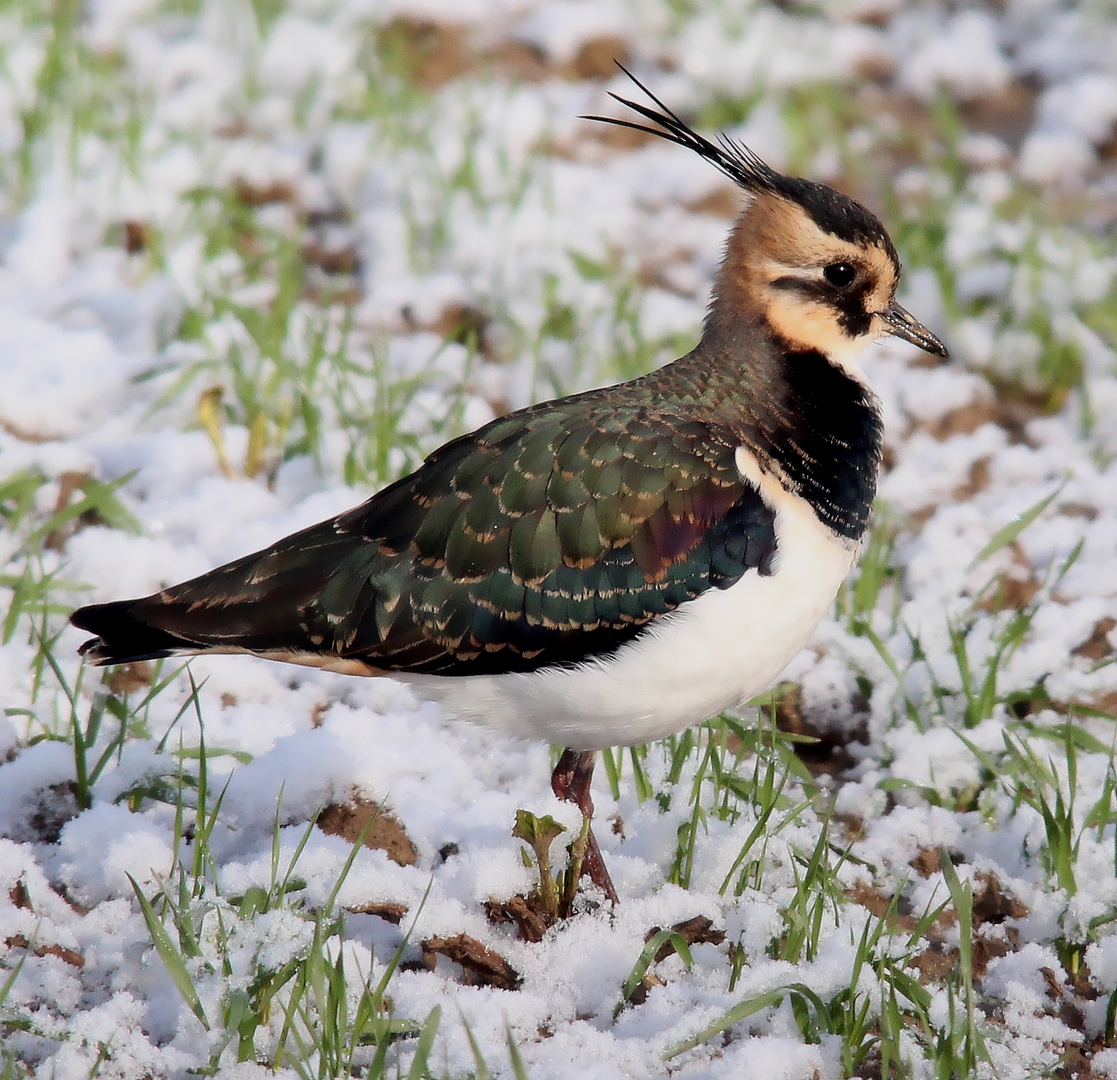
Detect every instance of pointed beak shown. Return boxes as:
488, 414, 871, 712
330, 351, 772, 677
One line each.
879, 303, 949, 359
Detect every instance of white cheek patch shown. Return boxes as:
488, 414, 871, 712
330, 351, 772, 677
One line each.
762, 262, 822, 284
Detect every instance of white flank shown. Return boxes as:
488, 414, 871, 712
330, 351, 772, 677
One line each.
396, 450, 860, 749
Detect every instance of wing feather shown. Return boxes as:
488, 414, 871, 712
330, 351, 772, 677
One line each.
73, 400, 778, 675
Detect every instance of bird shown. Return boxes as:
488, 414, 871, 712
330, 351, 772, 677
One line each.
71, 71, 947, 910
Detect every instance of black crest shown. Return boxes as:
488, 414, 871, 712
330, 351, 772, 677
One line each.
582, 65, 784, 195
585, 66, 896, 255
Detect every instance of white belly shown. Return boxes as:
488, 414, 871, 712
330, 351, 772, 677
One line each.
395, 475, 858, 750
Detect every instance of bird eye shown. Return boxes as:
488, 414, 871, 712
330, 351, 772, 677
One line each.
824, 263, 856, 288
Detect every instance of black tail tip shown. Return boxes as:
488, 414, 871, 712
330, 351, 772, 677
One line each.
70, 599, 187, 666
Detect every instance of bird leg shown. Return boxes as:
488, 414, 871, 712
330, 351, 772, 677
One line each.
551, 748, 619, 913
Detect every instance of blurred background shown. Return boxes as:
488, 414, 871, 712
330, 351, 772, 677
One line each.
3, 2, 1117, 1078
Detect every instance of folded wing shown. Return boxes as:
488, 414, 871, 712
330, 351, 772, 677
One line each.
72, 401, 777, 676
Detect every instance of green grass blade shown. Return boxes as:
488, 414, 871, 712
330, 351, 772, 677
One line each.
127, 874, 209, 1030
505, 1023, 533, 1080
616, 929, 694, 1017
664, 988, 786, 1059
968, 485, 1062, 569
406, 1006, 442, 1079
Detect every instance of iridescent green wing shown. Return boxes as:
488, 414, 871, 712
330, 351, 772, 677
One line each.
87, 400, 777, 673
322, 401, 777, 674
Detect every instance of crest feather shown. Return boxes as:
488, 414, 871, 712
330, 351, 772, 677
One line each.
582, 65, 781, 193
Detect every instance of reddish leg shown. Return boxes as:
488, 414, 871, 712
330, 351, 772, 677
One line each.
551, 748, 619, 907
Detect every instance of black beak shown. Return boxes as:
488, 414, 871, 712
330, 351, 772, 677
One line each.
880, 304, 949, 359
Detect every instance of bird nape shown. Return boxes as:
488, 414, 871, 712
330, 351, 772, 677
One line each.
71, 70, 948, 911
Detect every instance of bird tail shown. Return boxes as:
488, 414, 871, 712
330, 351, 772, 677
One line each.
69, 513, 381, 668
71, 599, 207, 665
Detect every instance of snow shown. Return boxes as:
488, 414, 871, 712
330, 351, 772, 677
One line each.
2, 0, 1117, 1077
515, 1, 630, 63
896, 10, 1011, 103
55, 804, 177, 906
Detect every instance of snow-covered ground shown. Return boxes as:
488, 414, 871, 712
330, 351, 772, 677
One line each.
2, 1, 1117, 1077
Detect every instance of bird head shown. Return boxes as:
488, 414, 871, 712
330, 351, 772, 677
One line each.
585, 71, 948, 367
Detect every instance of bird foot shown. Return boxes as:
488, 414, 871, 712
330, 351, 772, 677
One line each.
551, 748, 619, 912
578, 823, 619, 906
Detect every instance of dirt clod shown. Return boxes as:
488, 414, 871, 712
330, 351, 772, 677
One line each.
108, 662, 155, 695
26, 781, 81, 844
234, 179, 297, 206
123, 220, 151, 254
973, 872, 1029, 925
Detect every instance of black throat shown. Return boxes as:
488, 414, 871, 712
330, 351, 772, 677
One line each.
668, 324, 884, 542
756, 346, 883, 541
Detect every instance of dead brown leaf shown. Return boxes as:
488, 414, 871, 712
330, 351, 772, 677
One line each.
44, 471, 96, 552
1073, 617, 1115, 662
379, 18, 472, 88
971, 931, 1015, 980
318, 798, 417, 867
763, 680, 864, 777
420, 933, 522, 990
1092, 691, 1117, 719
683, 185, 741, 219
646, 916, 726, 963
909, 848, 944, 877
959, 80, 1037, 149
953, 457, 992, 501
301, 282, 362, 307
432, 303, 491, 352
848, 882, 892, 918
345, 901, 409, 925
302, 240, 359, 276
1041, 966, 1065, 1000
1058, 502, 1099, 521
977, 573, 1042, 614
923, 399, 1000, 441
485, 893, 555, 944
627, 972, 664, 1006
9, 878, 32, 911
587, 118, 659, 151
837, 813, 866, 842
487, 39, 549, 81
6, 934, 84, 969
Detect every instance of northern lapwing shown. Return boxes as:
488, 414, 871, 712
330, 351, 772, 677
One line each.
71, 73, 947, 907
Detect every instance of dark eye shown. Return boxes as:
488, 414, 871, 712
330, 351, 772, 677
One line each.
824, 263, 857, 288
